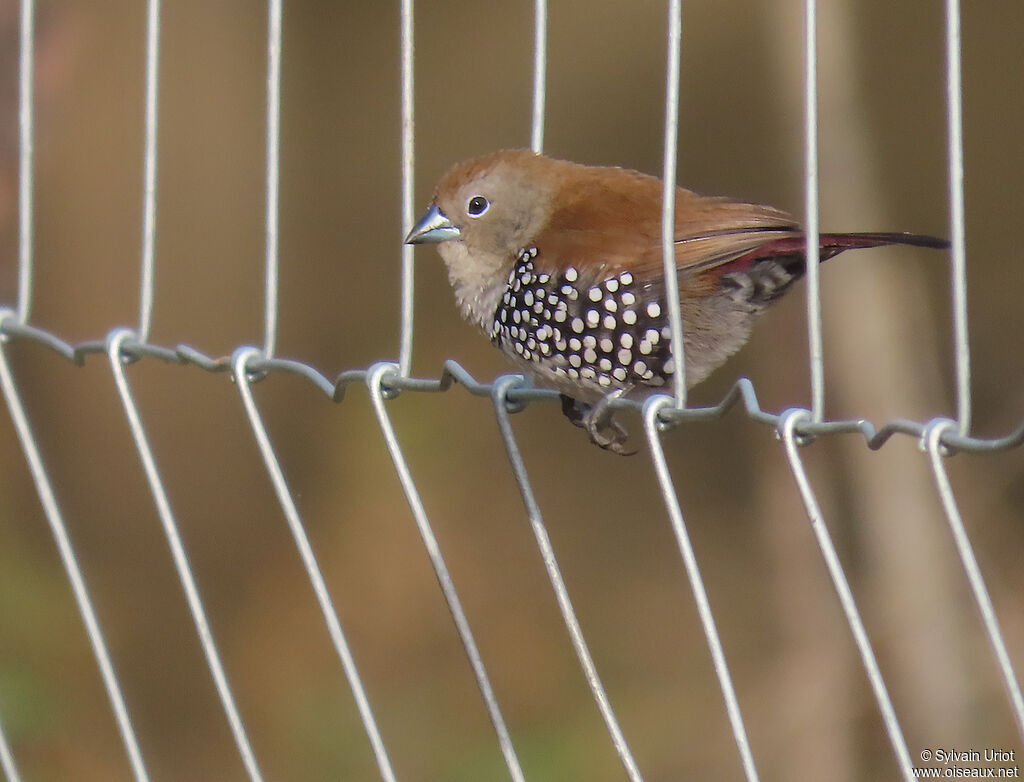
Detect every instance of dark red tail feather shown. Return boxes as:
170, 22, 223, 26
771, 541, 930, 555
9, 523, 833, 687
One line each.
740, 230, 949, 275
762, 231, 950, 259
818, 231, 951, 252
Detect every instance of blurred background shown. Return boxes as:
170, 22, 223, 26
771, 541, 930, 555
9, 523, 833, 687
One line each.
0, 1, 1022, 779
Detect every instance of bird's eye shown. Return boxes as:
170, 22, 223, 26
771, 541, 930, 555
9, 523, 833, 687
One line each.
467, 195, 489, 217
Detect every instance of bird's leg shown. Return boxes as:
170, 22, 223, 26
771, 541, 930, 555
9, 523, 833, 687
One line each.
559, 390, 636, 455
559, 393, 588, 427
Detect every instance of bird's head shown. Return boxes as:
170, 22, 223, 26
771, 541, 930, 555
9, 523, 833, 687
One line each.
405, 149, 559, 330
406, 149, 555, 256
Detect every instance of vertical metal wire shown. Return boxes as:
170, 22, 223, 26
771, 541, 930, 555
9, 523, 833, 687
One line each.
923, 421, 1024, 740
0, 320, 150, 782
398, 0, 416, 377
530, 0, 547, 154
366, 364, 525, 782
944, 0, 971, 436
802, 0, 824, 423
137, 0, 161, 345
643, 397, 760, 782
232, 350, 399, 782
106, 330, 264, 782
779, 409, 914, 781
661, 0, 686, 408
16, 0, 35, 324
491, 377, 644, 782
263, 0, 283, 359
0, 712, 20, 782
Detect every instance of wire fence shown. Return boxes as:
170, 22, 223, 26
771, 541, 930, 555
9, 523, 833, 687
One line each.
1, 1, 1022, 780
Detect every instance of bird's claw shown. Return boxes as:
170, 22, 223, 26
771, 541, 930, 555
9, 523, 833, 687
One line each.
560, 392, 637, 456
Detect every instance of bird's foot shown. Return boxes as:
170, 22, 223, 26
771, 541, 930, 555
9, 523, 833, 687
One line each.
559, 392, 637, 456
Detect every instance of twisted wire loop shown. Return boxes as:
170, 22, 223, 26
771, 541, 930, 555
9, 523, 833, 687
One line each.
491, 376, 645, 782
0, 315, 151, 782
643, 394, 761, 782
232, 349, 399, 782
778, 409, 914, 781
922, 420, 1024, 741
105, 328, 265, 782
365, 363, 527, 782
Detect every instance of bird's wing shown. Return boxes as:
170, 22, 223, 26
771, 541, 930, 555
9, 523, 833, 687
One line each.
530, 171, 802, 294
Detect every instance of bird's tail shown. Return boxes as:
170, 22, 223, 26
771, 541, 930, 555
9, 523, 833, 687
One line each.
763, 231, 950, 262
717, 230, 950, 308
818, 231, 951, 252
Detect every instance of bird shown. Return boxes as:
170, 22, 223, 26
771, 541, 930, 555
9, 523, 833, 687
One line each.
405, 149, 948, 454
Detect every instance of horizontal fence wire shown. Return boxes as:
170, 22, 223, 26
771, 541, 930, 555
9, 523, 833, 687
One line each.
0, 322, 1017, 454
3, 0, 1024, 779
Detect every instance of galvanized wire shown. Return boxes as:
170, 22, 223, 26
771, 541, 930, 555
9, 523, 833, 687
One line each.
137, 0, 161, 345
923, 420, 1024, 741
491, 376, 644, 782
398, 0, 416, 377
644, 395, 760, 782
802, 0, 824, 423
0, 316, 151, 782
16, 0, 34, 324
106, 329, 264, 782
0, 319, 1017, 456
945, 0, 972, 436
233, 348, 398, 782
2, 2, 1022, 777
366, 363, 526, 782
661, 0, 686, 408
530, 0, 547, 154
263, 0, 283, 359
0, 712, 18, 782
780, 409, 914, 781
1, 317, 1022, 774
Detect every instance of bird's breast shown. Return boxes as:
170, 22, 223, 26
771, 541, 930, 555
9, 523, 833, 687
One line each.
489, 248, 678, 400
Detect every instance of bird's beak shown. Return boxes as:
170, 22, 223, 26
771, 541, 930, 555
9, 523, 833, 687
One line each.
404, 203, 461, 244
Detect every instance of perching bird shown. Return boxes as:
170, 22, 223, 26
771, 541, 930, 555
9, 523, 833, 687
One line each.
405, 149, 948, 453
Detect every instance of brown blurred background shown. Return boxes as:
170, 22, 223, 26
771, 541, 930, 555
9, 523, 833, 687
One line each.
0, 1, 1022, 780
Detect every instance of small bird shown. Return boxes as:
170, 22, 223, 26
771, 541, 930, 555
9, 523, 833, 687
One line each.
406, 149, 948, 453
